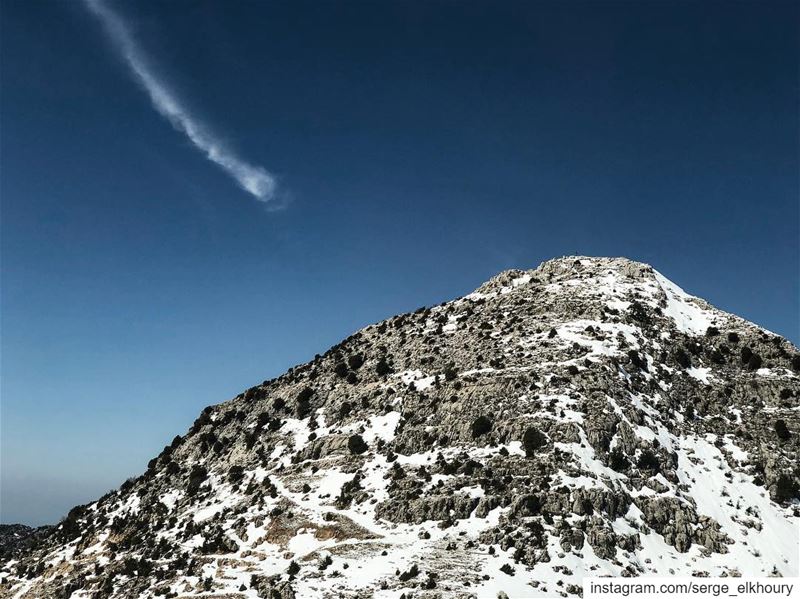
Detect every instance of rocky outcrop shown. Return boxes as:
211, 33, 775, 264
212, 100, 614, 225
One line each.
2, 256, 798, 599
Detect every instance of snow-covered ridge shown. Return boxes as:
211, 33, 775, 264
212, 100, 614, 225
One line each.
3, 256, 798, 599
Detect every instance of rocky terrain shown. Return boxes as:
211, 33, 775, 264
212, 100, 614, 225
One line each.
1, 256, 798, 599
0, 528, 48, 562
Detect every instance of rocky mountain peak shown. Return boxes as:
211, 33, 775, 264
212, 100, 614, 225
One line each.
474, 256, 654, 295
3, 257, 798, 599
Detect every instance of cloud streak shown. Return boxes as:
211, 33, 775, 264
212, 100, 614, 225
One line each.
83, 0, 279, 204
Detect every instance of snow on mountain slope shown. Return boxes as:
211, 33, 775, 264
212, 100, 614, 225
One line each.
2, 256, 798, 599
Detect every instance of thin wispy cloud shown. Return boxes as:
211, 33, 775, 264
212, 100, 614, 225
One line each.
83, 0, 280, 205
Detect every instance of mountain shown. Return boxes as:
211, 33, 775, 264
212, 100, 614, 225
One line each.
2, 256, 798, 599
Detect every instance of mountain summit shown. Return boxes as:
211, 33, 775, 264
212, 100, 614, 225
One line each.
3, 257, 798, 598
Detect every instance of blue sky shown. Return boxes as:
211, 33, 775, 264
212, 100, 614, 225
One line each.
1, 0, 797, 526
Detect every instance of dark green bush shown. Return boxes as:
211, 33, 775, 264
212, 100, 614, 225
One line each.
674, 348, 691, 368
609, 448, 630, 472
347, 434, 368, 455
228, 465, 245, 484
471, 416, 493, 438
746, 353, 763, 371
522, 427, 547, 456
376, 357, 393, 376
347, 354, 364, 370
627, 350, 647, 371
741, 346, 753, 364
775, 474, 798, 503
187, 465, 208, 496
637, 449, 660, 473
775, 419, 791, 441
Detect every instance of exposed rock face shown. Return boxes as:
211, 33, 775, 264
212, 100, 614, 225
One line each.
2, 256, 798, 598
